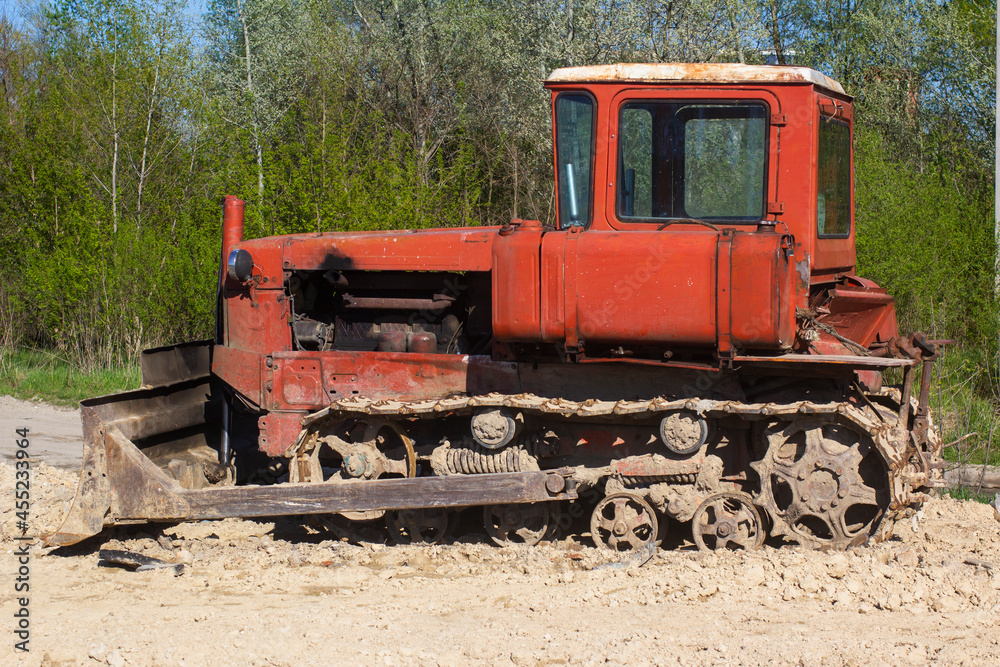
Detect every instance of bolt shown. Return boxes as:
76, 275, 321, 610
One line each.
836, 468, 843, 475
613, 521, 628, 537
815, 459, 824, 469
837, 489, 847, 498
801, 495, 809, 502
821, 503, 829, 512
717, 523, 732, 537
798, 471, 806, 481
831, 501, 838, 508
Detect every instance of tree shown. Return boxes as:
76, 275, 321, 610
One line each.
205, 0, 310, 210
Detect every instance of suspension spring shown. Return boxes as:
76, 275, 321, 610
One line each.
443, 444, 539, 474
620, 473, 697, 487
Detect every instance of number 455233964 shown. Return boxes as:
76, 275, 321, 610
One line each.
15, 428, 30, 529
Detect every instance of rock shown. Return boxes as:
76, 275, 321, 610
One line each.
89, 644, 108, 661
895, 550, 919, 568
798, 574, 819, 593
827, 555, 850, 579
955, 580, 974, 599
745, 564, 766, 586
932, 596, 962, 613
106, 650, 125, 667
175, 550, 194, 565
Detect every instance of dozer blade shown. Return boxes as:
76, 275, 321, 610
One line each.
46, 340, 217, 547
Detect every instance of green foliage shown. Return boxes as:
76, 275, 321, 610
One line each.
929, 345, 1000, 468
944, 487, 996, 504
855, 128, 997, 342
0, 347, 140, 405
0, 0, 995, 403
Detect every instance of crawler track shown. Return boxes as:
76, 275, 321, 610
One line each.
298, 388, 941, 550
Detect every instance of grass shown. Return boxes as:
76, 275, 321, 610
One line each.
944, 487, 997, 504
925, 344, 1000, 468
0, 347, 140, 406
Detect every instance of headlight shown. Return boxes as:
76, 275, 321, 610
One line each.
227, 249, 253, 282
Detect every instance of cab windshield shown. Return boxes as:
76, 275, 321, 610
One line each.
617, 102, 768, 222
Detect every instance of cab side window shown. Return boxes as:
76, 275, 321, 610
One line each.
817, 117, 851, 237
556, 94, 595, 228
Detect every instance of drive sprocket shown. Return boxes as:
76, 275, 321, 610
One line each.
751, 417, 889, 550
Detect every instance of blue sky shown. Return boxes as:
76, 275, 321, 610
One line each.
0, 0, 208, 31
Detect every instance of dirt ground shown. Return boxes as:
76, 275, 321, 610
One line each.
2, 397, 1000, 667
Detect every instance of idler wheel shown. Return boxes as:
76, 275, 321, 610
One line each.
483, 503, 551, 547
691, 492, 765, 552
385, 508, 452, 545
659, 411, 709, 455
590, 493, 659, 552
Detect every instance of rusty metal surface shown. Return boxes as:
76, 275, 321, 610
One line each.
732, 354, 917, 369
342, 294, 455, 311
310, 391, 879, 421
46, 343, 216, 547
276, 228, 498, 273
590, 493, 659, 552
138, 340, 213, 388
306, 387, 935, 537
222, 196, 245, 274
752, 418, 886, 549
691, 492, 765, 551
545, 63, 847, 95
43, 407, 112, 547
177, 470, 576, 521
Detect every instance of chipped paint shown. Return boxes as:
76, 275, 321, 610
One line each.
545, 63, 847, 96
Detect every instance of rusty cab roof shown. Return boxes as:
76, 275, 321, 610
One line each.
544, 63, 848, 98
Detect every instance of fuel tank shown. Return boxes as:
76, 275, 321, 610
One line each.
492, 222, 798, 352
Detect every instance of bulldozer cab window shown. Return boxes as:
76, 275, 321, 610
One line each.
617, 102, 767, 222
817, 117, 851, 238
556, 93, 595, 228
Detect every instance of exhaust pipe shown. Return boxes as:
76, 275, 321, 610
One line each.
219, 196, 243, 467
222, 195, 245, 269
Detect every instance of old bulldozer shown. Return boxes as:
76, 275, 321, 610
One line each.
49, 63, 944, 552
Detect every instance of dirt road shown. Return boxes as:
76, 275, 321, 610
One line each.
2, 397, 999, 666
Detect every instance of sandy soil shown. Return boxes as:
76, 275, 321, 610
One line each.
0, 396, 83, 469
2, 397, 1000, 667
